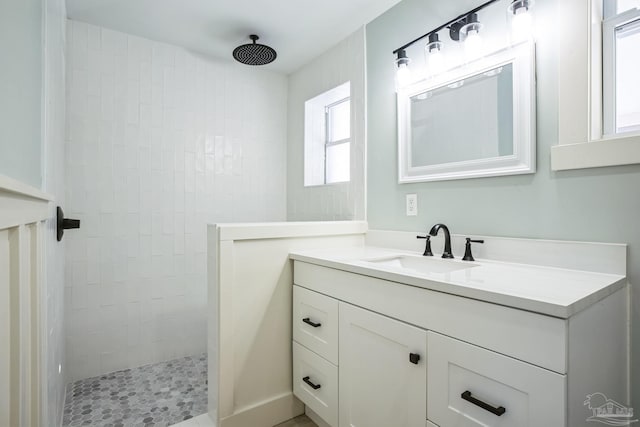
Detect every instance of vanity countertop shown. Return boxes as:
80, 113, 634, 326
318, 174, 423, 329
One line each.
289, 246, 627, 318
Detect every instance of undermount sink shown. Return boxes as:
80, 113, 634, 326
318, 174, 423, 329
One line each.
362, 255, 479, 274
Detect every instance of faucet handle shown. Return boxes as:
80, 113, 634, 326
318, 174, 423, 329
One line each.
416, 235, 434, 257
462, 238, 484, 262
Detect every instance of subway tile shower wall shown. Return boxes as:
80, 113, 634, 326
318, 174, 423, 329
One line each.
64, 20, 287, 382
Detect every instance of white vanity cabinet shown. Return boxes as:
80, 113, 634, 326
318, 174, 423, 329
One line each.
291, 257, 628, 427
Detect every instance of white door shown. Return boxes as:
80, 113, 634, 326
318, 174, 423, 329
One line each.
339, 302, 427, 427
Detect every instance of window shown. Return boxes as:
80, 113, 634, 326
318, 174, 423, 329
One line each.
304, 82, 351, 186
603, 1, 640, 135
551, 0, 640, 170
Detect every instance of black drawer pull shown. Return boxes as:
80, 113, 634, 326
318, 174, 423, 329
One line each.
409, 353, 421, 364
461, 390, 506, 416
302, 318, 321, 328
303, 376, 321, 390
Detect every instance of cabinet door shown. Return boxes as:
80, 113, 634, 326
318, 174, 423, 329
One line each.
339, 302, 427, 427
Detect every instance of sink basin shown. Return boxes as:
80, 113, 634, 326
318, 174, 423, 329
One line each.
363, 255, 479, 274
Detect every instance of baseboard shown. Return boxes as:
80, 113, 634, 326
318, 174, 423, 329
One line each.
305, 407, 332, 427
220, 393, 304, 427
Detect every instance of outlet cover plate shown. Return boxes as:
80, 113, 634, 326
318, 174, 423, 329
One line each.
406, 193, 418, 216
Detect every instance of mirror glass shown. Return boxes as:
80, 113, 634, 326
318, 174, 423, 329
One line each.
410, 64, 513, 167
397, 42, 536, 183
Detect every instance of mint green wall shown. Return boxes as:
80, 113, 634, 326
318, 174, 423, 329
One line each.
367, 0, 639, 409
0, 0, 43, 188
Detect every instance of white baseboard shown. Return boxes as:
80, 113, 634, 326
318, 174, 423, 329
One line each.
220, 393, 304, 427
305, 407, 332, 427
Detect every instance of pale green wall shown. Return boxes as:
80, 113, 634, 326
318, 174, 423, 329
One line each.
367, 0, 639, 409
0, 0, 43, 188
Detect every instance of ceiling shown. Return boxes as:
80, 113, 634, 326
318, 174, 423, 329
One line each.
66, 0, 402, 73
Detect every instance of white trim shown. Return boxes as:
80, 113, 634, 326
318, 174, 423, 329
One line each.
219, 393, 303, 427
397, 42, 536, 183
0, 174, 53, 202
216, 221, 368, 241
603, 8, 640, 135
553, 0, 640, 170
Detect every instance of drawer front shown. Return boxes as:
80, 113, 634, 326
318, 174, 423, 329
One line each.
428, 332, 566, 427
293, 285, 339, 364
293, 342, 338, 427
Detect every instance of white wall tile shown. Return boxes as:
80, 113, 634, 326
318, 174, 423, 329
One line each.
64, 20, 287, 382
287, 28, 366, 221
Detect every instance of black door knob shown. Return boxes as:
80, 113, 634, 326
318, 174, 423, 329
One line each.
57, 207, 80, 242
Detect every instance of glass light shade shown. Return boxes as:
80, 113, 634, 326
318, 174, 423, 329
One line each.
510, 0, 534, 42
428, 50, 446, 75
396, 63, 412, 88
425, 40, 445, 76
464, 28, 484, 61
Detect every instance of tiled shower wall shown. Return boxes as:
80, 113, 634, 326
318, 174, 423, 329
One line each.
64, 20, 287, 382
287, 28, 366, 221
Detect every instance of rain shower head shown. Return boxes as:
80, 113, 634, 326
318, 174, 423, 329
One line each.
232, 35, 277, 66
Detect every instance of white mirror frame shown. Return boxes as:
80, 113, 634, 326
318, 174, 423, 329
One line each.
397, 41, 536, 183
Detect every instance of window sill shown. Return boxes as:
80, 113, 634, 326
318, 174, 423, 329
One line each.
550, 134, 640, 171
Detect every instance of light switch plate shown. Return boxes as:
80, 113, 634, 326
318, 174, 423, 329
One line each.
406, 193, 418, 216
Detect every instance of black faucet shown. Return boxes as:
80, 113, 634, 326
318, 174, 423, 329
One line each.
429, 223, 454, 258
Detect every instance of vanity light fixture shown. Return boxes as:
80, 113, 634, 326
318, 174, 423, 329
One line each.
395, 49, 412, 87
509, 0, 535, 42
392, 0, 534, 85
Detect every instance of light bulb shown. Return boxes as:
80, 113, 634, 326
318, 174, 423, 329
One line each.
425, 33, 445, 77
512, 6, 533, 42
509, 0, 534, 43
396, 63, 412, 88
464, 28, 483, 61
395, 49, 411, 88
428, 50, 445, 76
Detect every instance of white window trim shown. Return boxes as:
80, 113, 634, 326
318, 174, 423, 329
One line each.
324, 97, 351, 184
551, 0, 640, 171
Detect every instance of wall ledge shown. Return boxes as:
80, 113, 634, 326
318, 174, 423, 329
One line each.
551, 135, 640, 171
212, 221, 368, 241
0, 173, 53, 202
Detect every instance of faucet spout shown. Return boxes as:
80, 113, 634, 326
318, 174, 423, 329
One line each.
429, 223, 454, 259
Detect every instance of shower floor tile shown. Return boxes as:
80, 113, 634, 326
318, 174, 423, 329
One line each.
62, 354, 207, 427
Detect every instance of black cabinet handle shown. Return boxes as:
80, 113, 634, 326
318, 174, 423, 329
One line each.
302, 376, 321, 390
409, 353, 421, 364
461, 391, 506, 416
302, 318, 321, 328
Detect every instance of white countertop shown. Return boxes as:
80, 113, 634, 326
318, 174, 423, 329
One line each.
289, 246, 627, 318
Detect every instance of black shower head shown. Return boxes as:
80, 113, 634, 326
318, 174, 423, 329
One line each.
232, 35, 277, 66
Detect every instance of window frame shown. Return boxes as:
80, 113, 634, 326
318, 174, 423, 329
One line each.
323, 96, 351, 184
303, 82, 352, 187
603, 7, 640, 136
551, 0, 640, 171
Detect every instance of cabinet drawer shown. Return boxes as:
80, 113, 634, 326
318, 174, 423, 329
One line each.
293, 285, 339, 364
293, 342, 338, 427
428, 332, 566, 427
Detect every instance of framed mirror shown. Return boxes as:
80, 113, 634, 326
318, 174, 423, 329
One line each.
397, 42, 536, 183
